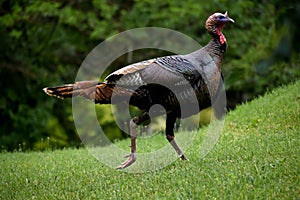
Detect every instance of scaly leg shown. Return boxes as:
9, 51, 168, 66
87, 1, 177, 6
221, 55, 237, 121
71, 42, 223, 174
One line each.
167, 135, 187, 160
116, 112, 150, 169
166, 113, 186, 160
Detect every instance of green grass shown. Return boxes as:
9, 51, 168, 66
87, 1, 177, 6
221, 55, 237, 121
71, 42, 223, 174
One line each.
1, 81, 300, 199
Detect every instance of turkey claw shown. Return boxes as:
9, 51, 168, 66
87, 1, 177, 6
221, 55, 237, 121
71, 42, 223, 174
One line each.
124, 154, 131, 158
116, 153, 136, 169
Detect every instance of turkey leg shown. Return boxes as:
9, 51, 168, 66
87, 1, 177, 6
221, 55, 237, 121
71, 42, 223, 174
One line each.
166, 113, 186, 160
116, 112, 150, 169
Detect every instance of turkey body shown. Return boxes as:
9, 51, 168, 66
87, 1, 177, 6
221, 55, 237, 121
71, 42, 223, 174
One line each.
107, 54, 219, 118
43, 12, 234, 169
92, 40, 224, 114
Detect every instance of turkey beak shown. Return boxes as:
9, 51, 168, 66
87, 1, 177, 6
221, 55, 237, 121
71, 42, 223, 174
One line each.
227, 17, 235, 23
224, 11, 235, 23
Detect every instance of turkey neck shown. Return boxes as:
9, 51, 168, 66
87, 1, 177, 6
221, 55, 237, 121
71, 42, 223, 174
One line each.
204, 36, 227, 68
205, 24, 228, 71
189, 36, 227, 72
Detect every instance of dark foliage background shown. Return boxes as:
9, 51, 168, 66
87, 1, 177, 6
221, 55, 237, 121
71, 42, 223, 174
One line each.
0, 0, 299, 150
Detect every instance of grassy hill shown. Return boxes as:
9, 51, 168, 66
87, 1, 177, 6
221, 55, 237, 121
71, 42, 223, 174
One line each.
1, 81, 299, 199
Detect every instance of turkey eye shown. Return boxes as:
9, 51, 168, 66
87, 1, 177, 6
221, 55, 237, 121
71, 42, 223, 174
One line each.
218, 16, 225, 20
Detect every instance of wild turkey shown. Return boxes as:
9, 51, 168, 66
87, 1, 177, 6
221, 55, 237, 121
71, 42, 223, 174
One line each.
43, 12, 234, 169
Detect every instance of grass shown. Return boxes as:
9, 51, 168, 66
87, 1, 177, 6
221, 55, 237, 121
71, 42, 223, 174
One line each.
1, 80, 300, 199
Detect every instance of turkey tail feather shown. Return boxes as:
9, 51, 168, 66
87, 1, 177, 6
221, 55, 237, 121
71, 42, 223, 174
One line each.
43, 81, 100, 100
43, 84, 75, 99
43, 81, 133, 104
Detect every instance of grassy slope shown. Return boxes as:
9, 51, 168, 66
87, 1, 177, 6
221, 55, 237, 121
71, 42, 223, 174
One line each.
1, 81, 299, 199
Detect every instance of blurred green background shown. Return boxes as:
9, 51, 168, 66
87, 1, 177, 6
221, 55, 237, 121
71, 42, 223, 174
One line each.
0, 0, 299, 151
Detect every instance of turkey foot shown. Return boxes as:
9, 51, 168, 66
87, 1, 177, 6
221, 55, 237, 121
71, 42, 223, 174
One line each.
116, 120, 137, 169
116, 113, 149, 169
180, 154, 187, 160
116, 153, 136, 169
